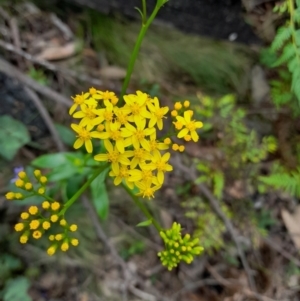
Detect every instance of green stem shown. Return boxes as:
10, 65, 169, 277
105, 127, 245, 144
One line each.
59, 163, 109, 216
142, 0, 147, 23
122, 183, 162, 232
119, 2, 161, 101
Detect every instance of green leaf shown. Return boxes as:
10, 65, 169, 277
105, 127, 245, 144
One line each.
136, 219, 152, 227
91, 167, 110, 220
54, 124, 75, 147
271, 26, 292, 52
0, 115, 30, 160
32, 153, 70, 168
3, 277, 32, 301
47, 164, 80, 181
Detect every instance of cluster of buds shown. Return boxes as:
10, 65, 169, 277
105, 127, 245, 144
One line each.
69, 89, 203, 198
6, 170, 79, 255
158, 222, 204, 270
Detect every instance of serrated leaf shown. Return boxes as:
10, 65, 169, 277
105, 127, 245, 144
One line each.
3, 277, 32, 301
0, 115, 30, 160
136, 219, 152, 227
91, 167, 110, 220
271, 26, 292, 52
272, 44, 295, 67
54, 124, 75, 147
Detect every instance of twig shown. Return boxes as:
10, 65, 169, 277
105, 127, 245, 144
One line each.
81, 195, 131, 301
170, 154, 257, 292
50, 13, 73, 41
207, 264, 277, 301
171, 279, 218, 300
24, 87, 65, 152
0, 57, 71, 107
0, 39, 103, 86
264, 237, 300, 267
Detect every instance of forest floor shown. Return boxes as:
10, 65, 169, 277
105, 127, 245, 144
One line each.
0, 1, 300, 301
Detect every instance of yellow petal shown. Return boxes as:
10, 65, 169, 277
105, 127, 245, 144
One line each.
85, 140, 93, 153
177, 128, 189, 138
112, 162, 119, 174
94, 154, 108, 161
191, 131, 199, 142
104, 139, 113, 152
157, 171, 164, 185
74, 139, 83, 149
69, 104, 77, 115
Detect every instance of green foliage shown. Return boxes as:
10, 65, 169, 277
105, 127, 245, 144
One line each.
27, 67, 48, 86
0, 115, 30, 160
259, 165, 300, 197
84, 11, 252, 95
136, 219, 153, 227
182, 197, 231, 254
1, 277, 32, 301
267, 0, 300, 106
91, 167, 110, 220
0, 254, 23, 285
120, 240, 145, 260
54, 124, 76, 147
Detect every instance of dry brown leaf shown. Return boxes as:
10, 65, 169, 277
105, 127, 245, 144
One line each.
37, 42, 77, 61
281, 207, 300, 250
99, 66, 126, 80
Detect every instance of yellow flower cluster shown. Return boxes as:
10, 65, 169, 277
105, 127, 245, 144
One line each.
6, 169, 47, 201
6, 170, 79, 254
172, 101, 203, 142
69, 89, 203, 198
158, 222, 204, 270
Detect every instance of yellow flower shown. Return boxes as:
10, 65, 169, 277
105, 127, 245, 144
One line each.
164, 138, 171, 145
40, 176, 47, 184
109, 165, 136, 189
15, 223, 24, 232
71, 124, 109, 153
55, 234, 63, 241
61, 242, 69, 252
136, 181, 161, 199
147, 97, 169, 130
127, 147, 152, 169
102, 122, 130, 153
148, 133, 169, 153
73, 103, 104, 130
183, 100, 190, 108
179, 145, 185, 152
174, 102, 182, 110
20, 235, 28, 244
42, 221, 51, 230
34, 169, 41, 178
51, 215, 59, 223
71, 239, 79, 246
21, 212, 29, 219
171, 110, 178, 117
15, 179, 24, 188
60, 219, 67, 226
122, 119, 155, 152
124, 91, 152, 125
29, 220, 40, 230
94, 140, 132, 174
24, 183, 33, 191
5, 192, 15, 200
70, 224, 78, 232
32, 231, 42, 239
114, 107, 131, 127
47, 246, 57, 256
18, 171, 27, 179
15, 193, 23, 199
38, 187, 45, 194
42, 201, 50, 209
141, 152, 173, 185
172, 144, 179, 151
51, 202, 60, 211
69, 92, 89, 115
97, 90, 118, 106
29, 206, 38, 215
176, 111, 203, 142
